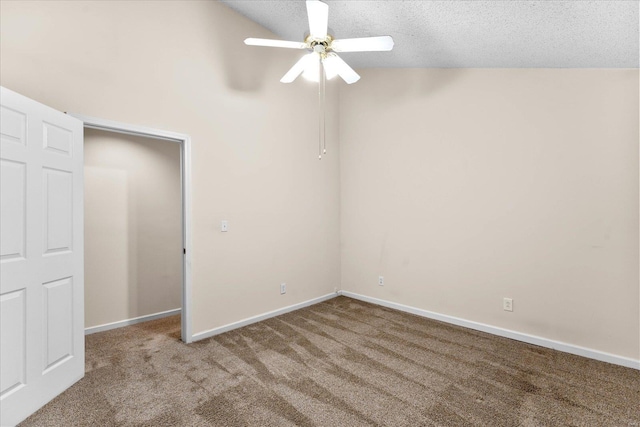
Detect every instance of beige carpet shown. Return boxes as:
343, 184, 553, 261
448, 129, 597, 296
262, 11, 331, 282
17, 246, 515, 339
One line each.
21, 296, 640, 426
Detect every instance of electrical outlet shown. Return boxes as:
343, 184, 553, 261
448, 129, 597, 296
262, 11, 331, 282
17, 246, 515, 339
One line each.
378, 276, 384, 286
503, 298, 513, 312
280, 283, 286, 295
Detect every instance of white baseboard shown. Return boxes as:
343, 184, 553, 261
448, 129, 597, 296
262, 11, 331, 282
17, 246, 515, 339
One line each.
85, 308, 182, 335
340, 291, 640, 371
192, 292, 339, 342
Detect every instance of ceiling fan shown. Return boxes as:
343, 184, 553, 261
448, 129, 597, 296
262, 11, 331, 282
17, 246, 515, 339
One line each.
244, 0, 394, 157
244, 0, 394, 85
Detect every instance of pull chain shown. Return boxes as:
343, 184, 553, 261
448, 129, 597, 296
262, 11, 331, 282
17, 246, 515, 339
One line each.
321, 59, 326, 156
318, 56, 324, 160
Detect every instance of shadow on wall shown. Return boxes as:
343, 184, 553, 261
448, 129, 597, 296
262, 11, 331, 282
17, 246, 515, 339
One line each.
361, 68, 466, 106
208, 1, 297, 92
403, 69, 464, 97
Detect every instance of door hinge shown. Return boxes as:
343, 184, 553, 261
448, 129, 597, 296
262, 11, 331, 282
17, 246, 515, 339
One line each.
183, 248, 186, 255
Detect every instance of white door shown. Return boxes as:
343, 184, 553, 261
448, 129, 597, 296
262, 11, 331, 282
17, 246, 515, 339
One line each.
0, 87, 84, 426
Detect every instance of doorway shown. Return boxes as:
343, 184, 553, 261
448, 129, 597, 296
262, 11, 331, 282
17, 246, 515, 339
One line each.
69, 114, 193, 343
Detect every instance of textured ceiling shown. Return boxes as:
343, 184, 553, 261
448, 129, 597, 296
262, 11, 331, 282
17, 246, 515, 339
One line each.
220, 1, 639, 68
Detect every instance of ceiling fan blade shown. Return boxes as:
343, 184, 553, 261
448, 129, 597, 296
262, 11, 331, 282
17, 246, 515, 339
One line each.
331, 36, 394, 52
328, 53, 360, 84
281, 53, 315, 83
244, 38, 307, 49
306, 0, 329, 39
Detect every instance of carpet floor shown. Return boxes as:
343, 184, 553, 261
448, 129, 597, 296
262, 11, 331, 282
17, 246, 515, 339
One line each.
21, 296, 640, 426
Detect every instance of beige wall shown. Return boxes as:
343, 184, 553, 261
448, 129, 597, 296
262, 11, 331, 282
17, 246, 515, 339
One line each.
2, 2, 638, 361
84, 129, 182, 328
340, 69, 639, 359
0, 0, 341, 335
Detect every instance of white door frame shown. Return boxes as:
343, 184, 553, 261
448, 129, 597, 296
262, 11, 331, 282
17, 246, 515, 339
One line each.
67, 113, 193, 344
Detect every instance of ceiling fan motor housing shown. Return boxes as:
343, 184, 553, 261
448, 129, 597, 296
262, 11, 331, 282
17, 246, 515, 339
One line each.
309, 37, 332, 54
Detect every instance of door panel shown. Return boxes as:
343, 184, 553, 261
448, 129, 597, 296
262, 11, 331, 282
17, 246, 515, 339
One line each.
0, 289, 26, 397
0, 159, 26, 261
43, 168, 73, 254
0, 106, 26, 146
42, 277, 74, 372
0, 86, 84, 426
43, 122, 74, 157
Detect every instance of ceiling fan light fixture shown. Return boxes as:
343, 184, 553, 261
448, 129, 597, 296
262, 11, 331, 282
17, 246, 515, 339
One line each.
302, 56, 321, 82
280, 53, 314, 83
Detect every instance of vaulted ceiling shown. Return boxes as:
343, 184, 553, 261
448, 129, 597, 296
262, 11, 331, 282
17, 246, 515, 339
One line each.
220, 0, 639, 68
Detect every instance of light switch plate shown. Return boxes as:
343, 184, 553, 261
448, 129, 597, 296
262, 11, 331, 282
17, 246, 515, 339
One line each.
221, 220, 228, 232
